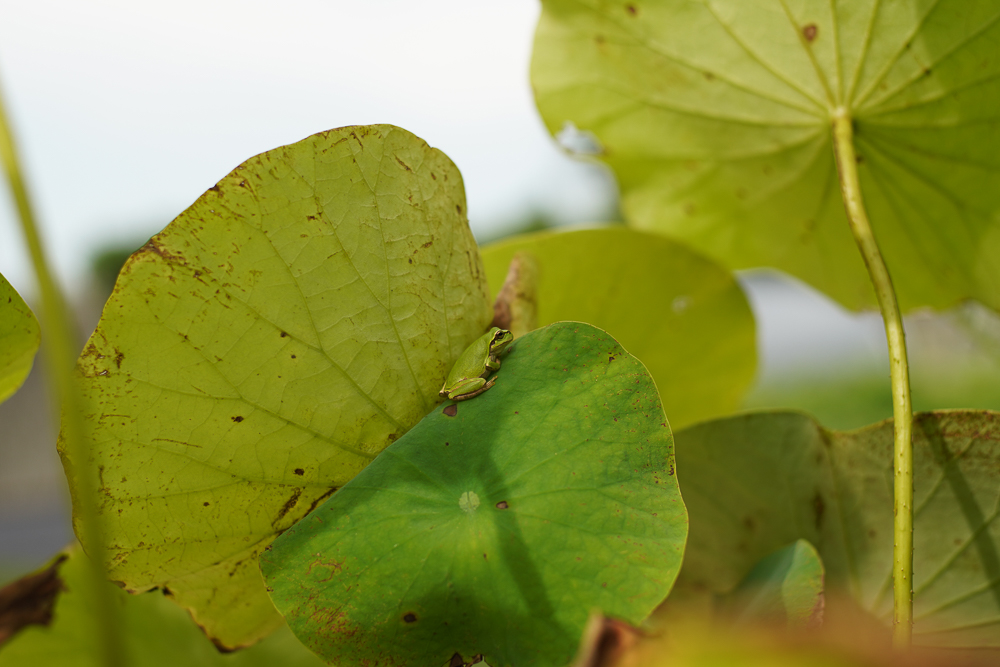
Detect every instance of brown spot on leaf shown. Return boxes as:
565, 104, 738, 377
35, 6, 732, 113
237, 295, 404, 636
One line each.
625, 4, 637, 16
443, 404, 458, 417
403, 612, 417, 623
139, 238, 185, 265
305, 488, 337, 515
231, 416, 244, 423
496, 501, 509, 509
803, 23, 818, 42
456, 204, 463, 214
395, 156, 412, 171
273, 488, 303, 526
813, 492, 825, 529
294, 468, 305, 476
0, 554, 67, 645
280, 331, 288, 338
203, 502, 209, 507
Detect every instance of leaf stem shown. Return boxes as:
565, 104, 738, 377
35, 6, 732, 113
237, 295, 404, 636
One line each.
832, 110, 913, 648
0, 76, 126, 665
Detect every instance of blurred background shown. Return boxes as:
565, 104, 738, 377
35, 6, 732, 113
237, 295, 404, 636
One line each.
2, 0, 999, 582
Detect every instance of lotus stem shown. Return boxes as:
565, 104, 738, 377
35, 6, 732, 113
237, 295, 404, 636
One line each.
832, 110, 914, 648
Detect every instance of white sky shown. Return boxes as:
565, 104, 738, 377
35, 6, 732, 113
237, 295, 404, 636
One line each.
0, 0, 615, 297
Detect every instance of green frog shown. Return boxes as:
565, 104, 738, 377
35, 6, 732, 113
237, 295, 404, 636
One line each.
439, 327, 514, 401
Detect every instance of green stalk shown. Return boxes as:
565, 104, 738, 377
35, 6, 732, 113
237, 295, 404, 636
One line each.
0, 78, 126, 665
832, 110, 914, 648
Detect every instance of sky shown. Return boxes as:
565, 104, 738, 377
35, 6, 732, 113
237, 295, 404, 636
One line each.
0, 0, 615, 298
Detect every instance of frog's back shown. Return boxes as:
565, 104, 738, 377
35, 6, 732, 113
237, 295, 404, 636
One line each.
445, 329, 495, 385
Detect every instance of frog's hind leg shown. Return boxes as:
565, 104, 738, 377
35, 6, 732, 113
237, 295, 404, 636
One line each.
451, 375, 498, 401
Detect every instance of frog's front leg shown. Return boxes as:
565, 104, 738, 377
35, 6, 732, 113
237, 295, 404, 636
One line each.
450, 376, 498, 401
485, 355, 502, 372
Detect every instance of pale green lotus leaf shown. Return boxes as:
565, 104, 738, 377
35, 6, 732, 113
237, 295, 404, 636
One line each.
0, 545, 324, 667
0, 272, 39, 403
481, 228, 756, 429
719, 539, 824, 628
532, 1, 1000, 311
63, 125, 492, 648
675, 410, 1000, 648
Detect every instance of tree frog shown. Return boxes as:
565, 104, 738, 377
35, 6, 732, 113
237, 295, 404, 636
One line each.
439, 327, 514, 401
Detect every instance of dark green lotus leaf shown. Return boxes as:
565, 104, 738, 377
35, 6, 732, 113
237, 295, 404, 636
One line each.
719, 539, 824, 628
261, 322, 686, 667
481, 228, 756, 429
674, 410, 1000, 648
0, 272, 40, 403
0, 545, 324, 667
532, 1, 1000, 312
64, 125, 492, 648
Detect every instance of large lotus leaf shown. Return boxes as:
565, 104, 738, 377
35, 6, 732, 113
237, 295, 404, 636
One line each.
674, 410, 1000, 648
532, 1, 1000, 312
481, 228, 756, 429
261, 322, 686, 667
64, 125, 493, 648
0, 545, 324, 667
0, 271, 40, 403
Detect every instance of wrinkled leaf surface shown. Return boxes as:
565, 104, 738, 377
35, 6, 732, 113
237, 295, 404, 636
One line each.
65, 125, 492, 647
